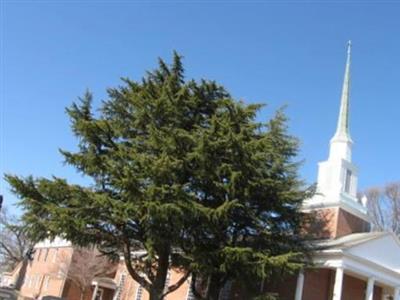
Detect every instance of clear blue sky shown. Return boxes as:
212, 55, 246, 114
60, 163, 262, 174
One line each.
1, 1, 400, 214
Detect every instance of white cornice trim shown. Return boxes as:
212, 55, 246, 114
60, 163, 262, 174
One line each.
313, 249, 400, 286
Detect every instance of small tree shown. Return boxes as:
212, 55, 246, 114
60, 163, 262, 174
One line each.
6, 53, 311, 300
0, 207, 32, 272
52, 248, 116, 300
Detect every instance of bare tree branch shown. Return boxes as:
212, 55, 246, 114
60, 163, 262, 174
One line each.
162, 270, 191, 297
51, 247, 117, 300
385, 183, 400, 234
0, 207, 33, 272
365, 182, 400, 234
122, 242, 152, 291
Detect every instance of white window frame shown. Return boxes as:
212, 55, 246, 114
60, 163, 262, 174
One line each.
43, 248, 49, 262
113, 272, 127, 300
94, 287, 104, 300
164, 270, 171, 293
36, 249, 42, 261
44, 275, 50, 290
135, 285, 143, 300
185, 276, 195, 300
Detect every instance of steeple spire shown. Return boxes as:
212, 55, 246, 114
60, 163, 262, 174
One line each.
303, 41, 369, 228
329, 41, 353, 162
332, 40, 352, 142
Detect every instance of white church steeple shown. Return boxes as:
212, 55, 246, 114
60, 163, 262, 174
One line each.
329, 40, 353, 162
333, 40, 352, 142
304, 41, 369, 223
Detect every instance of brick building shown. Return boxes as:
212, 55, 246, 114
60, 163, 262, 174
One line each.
15, 238, 111, 300
290, 41, 400, 300
1, 237, 193, 300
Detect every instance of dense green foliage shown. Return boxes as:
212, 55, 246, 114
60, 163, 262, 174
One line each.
6, 53, 312, 300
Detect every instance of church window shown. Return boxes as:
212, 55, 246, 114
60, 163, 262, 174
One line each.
186, 286, 195, 300
135, 285, 143, 300
113, 273, 126, 300
36, 249, 42, 261
344, 169, 352, 194
94, 288, 104, 300
44, 275, 50, 290
163, 271, 171, 293
186, 277, 195, 300
44, 249, 49, 262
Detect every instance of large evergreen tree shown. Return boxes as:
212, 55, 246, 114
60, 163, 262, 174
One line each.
6, 53, 312, 300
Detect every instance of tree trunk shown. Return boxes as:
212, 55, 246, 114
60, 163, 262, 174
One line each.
148, 246, 170, 300
207, 283, 221, 300
14, 257, 29, 291
206, 274, 223, 300
149, 287, 164, 300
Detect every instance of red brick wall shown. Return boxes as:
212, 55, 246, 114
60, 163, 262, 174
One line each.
306, 207, 370, 239
336, 209, 370, 237
373, 286, 382, 300
61, 279, 93, 300
300, 270, 382, 300
342, 274, 365, 300
342, 273, 382, 300
304, 208, 337, 239
103, 288, 115, 300
256, 269, 381, 300
20, 246, 73, 299
265, 269, 335, 300
302, 269, 333, 300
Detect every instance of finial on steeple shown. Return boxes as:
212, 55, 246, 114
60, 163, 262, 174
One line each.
347, 40, 352, 55
332, 40, 352, 142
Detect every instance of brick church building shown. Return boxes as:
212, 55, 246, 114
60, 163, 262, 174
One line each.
2, 42, 400, 300
290, 41, 400, 300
